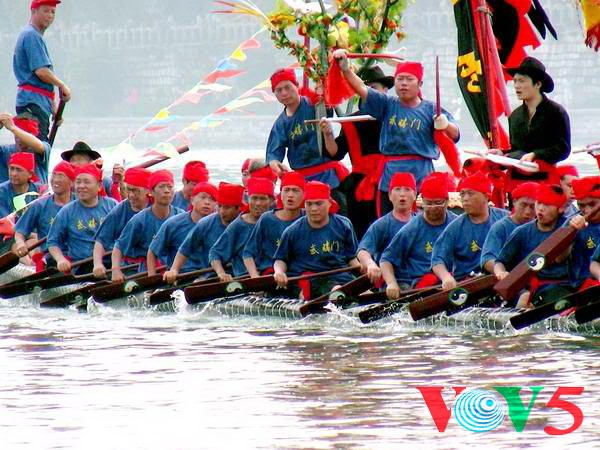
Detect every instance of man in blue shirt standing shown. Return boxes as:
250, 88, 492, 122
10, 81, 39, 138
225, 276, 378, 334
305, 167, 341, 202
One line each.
13, 0, 71, 142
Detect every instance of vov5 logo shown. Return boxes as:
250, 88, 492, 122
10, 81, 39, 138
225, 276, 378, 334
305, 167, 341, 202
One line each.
417, 386, 584, 434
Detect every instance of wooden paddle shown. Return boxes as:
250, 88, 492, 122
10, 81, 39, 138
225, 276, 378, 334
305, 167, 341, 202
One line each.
131, 145, 189, 169
0, 237, 47, 275
0, 266, 60, 289
298, 274, 373, 316
357, 285, 443, 324
90, 266, 211, 303
184, 266, 359, 306
409, 275, 497, 321
0, 262, 137, 299
509, 285, 600, 330
48, 100, 66, 146
574, 300, 600, 324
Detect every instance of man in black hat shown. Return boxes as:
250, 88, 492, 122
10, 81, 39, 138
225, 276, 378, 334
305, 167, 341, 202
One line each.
506, 57, 570, 165
61, 141, 124, 200
320, 65, 394, 239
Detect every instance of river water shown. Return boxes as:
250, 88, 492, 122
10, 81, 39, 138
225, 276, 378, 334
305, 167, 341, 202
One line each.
1, 149, 599, 449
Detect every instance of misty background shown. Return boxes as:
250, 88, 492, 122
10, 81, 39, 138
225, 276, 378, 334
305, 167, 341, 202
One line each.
0, 0, 598, 156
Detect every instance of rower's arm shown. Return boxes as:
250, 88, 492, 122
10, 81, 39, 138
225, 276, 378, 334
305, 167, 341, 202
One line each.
380, 261, 398, 287
590, 261, 600, 280
211, 259, 232, 282
11, 127, 45, 154
482, 259, 496, 274
243, 257, 260, 278
146, 249, 158, 276
320, 120, 339, 157
163, 252, 188, 283
93, 242, 106, 270
34, 67, 71, 102
493, 261, 510, 280
273, 259, 288, 288
357, 250, 381, 282
111, 246, 125, 282
348, 257, 361, 269
432, 263, 456, 289
48, 245, 71, 273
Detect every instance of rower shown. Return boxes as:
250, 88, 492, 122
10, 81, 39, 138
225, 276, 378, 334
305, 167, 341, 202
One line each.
0, 152, 44, 218
0, 113, 51, 184
568, 177, 600, 289
172, 160, 209, 211
266, 68, 348, 212
111, 170, 183, 281
92, 167, 150, 279
47, 163, 118, 274
209, 177, 274, 281
12, 161, 74, 266
501, 57, 571, 191
163, 182, 244, 283
431, 172, 508, 289
320, 65, 393, 239
332, 50, 460, 216
480, 182, 539, 273
556, 164, 579, 215
273, 181, 360, 299
243, 171, 304, 278
494, 184, 571, 308
380, 172, 458, 299
61, 141, 123, 200
356, 172, 416, 284
14, 0, 70, 142
147, 182, 217, 276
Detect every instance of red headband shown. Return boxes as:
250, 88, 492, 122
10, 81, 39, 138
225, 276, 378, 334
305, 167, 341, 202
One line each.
31, 0, 61, 8
250, 165, 277, 183
394, 61, 424, 81
556, 164, 579, 178
536, 184, 567, 208
52, 161, 75, 181
458, 172, 492, 196
183, 161, 209, 183
389, 172, 416, 191
280, 171, 305, 190
9, 152, 36, 178
304, 181, 331, 201
13, 117, 40, 136
75, 163, 102, 182
217, 182, 245, 206
192, 181, 218, 200
271, 68, 298, 92
420, 172, 449, 200
247, 177, 275, 197
148, 169, 174, 190
124, 167, 150, 189
572, 176, 600, 200
511, 181, 539, 201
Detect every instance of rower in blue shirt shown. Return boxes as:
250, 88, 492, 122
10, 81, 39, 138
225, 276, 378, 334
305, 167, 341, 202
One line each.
209, 177, 274, 280
91, 167, 151, 279
171, 160, 210, 211
274, 181, 360, 299
0, 152, 44, 221
147, 182, 217, 275
47, 163, 118, 274
111, 170, 183, 280
380, 172, 457, 299
243, 171, 304, 277
431, 172, 508, 289
162, 182, 245, 283
13, 161, 74, 263
495, 184, 571, 307
0, 113, 51, 184
356, 172, 416, 284
13, 0, 71, 141
480, 182, 538, 273
266, 68, 349, 211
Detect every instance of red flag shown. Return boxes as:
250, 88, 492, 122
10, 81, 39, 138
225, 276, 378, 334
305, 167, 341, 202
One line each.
324, 58, 355, 106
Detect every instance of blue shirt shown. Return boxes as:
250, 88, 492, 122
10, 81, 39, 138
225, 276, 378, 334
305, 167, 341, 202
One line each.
274, 215, 358, 284
498, 219, 569, 280
47, 196, 118, 261
242, 211, 300, 273
480, 215, 521, 269
115, 206, 183, 264
13, 24, 54, 114
570, 222, 600, 285
381, 211, 457, 284
208, 215, 256, 277
358, 211, 413, 263
149, 212, 197, 270
362, 88, 457, 191
179, 212, 228, 270
431, 207, 508, 280
266, 97, 339, 188
93, 200, 138, 251
0, 181, 42, 217
172, 191, 190, 211
15, 193, 72, 251
0, 143, 52, 184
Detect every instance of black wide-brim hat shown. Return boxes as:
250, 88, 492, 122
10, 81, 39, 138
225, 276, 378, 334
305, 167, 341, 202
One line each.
357, 65, 395, 89
507, 56, 554, 93
61, 141, 102, 161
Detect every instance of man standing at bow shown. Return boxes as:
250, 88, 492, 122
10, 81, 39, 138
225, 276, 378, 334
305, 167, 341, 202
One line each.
332, 50, 460, 216
13, 0, 71, 142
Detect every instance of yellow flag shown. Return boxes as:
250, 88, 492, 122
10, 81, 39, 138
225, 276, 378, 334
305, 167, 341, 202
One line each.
230, 47, 247, 61
154, 109, 170, 120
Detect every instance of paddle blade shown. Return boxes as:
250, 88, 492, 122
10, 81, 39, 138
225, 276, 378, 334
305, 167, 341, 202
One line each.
0, 251, 19, 275
574, 301, 600, 324
509, 299, 573, 330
